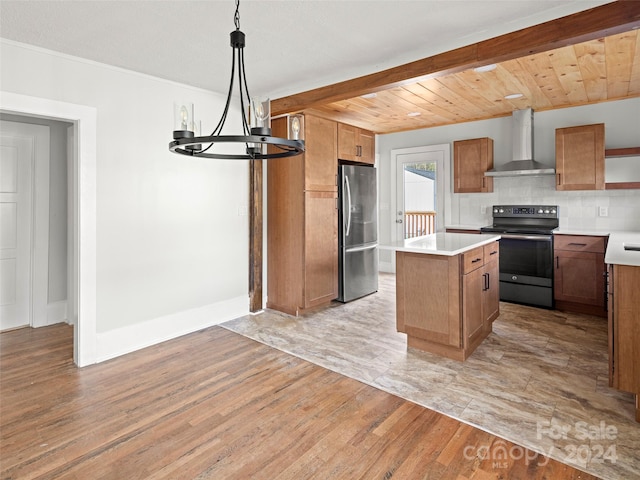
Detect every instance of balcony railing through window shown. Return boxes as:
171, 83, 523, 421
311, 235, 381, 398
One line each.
404, 211, 436, 239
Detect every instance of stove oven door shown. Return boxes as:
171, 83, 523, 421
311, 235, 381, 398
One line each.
498, 234, 554, 308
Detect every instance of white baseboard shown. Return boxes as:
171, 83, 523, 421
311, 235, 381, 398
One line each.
379, 261, 395, 273
95, 295, 249, 363
46, 300, 68, 325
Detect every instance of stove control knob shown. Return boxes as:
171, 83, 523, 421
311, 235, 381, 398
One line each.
544, 209, 550, 214
538, 209, 544, 214
499, 209, 504, 213
493, 208, 498, 213
551, 209, 556, 214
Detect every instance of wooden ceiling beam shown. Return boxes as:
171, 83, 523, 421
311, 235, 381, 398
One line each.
272, 1, 640, 116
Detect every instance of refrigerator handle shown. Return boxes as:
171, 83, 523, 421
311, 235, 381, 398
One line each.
345, 174, 352, 237
345, 243, 378, 253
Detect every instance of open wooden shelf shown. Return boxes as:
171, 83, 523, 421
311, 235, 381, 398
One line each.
605, 147, 640, 190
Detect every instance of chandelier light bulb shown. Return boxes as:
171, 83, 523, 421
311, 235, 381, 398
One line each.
255, 103, 265, 121
180, 105, 189, 130
291, 116, 301, 138
251, 97, 271, 130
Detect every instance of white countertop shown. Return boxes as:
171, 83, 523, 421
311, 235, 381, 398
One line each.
444, 224, 484, 231
554, 229, 610, 236
380, 233, 501, 256
605, 232, 640, 267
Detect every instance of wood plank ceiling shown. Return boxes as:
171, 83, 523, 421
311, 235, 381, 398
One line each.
308, 30, 640, 134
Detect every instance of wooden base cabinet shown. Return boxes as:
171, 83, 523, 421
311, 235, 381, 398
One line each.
396, 241, 499, 361
303, 191, 338, 307
608, 264, 640, 422
554, 235, 607, 317
267, 115, 338, 315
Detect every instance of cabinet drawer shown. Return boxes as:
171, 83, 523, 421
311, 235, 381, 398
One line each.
463, 246, 484, 274
483, 242, 499, 262
555, 235, 606, 253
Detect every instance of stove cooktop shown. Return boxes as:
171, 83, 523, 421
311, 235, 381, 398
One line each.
482, 205, 559, 235
480, 226, 557, 235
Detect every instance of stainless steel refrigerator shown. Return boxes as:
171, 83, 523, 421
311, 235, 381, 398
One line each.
337, 164, 378, 302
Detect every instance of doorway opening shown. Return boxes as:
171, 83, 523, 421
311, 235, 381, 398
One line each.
1, 115, 73, 335
392, 144, 450, 243
1, 91, 97, 367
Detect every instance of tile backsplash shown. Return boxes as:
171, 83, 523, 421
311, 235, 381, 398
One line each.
455, 176, 640, 231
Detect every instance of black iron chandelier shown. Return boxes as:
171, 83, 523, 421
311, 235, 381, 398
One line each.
169, 0, 305, 160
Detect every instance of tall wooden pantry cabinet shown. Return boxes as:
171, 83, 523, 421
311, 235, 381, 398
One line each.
267, 114, 339, 315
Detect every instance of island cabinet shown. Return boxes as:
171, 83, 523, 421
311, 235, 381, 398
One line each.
396, 240, 499, 361
453, 137, 494, 193
267, 114, 338, 315
337, 123, 375, 165
555, 123, 605, 191
554, 235, 607, 317
608, 264, 640, 422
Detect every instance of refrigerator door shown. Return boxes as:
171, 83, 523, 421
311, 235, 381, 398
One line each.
339, 242, 379, 302
340, 165, 377, 248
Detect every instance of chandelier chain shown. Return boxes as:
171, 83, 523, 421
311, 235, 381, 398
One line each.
234, 0, 241, 30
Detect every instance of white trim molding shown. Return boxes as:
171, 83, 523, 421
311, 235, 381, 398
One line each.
95, 296, 249, 363
0, 91, 97, 367
46, 300, 68, 325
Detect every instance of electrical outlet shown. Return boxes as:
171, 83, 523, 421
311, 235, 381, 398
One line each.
599, 206, 608, 217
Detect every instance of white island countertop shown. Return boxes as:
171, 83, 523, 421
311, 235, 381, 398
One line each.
605, 232, 640, 267
380, 233, 501, 256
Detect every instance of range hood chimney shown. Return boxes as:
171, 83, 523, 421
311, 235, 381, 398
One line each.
485, 108, 555, 177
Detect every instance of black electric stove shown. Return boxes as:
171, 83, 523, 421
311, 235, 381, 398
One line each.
480, 205, 559, 308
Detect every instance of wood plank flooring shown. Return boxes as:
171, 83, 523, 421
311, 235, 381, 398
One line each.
0, 324, 597, 479
225, 272, 640, 479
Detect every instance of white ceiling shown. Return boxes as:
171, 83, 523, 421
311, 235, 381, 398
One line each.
0, 0, 612, 100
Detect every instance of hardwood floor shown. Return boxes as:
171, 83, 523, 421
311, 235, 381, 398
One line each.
0, 324, 597, 479
225, 273, 639, 480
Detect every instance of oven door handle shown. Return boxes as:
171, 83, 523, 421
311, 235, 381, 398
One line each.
499, 234, 553, 241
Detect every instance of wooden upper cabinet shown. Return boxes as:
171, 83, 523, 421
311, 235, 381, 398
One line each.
337, 123, 375, 165
338, 123, 358, 161
358, 129, 375, 164
304, 114, 338, 191
556, 123, 605, 191
453, 138, 494, 193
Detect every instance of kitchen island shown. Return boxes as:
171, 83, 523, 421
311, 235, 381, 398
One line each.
605, 232, 640, 422
381, 233, 501, 361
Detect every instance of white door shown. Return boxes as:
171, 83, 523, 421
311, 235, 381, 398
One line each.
0, 121, 50, 331
393, 145, 448, 241
0, 130, 34, 330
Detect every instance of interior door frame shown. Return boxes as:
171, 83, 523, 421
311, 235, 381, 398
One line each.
1, 91, 97, 367
391, 144, 451, 243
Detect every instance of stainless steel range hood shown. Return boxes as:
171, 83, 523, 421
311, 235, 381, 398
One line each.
485, 108, 555, 177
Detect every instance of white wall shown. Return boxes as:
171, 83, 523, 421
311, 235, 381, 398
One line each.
378, 98, 640, 264
1, 40, 250, 360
